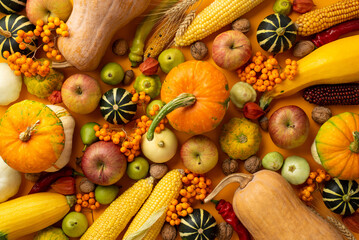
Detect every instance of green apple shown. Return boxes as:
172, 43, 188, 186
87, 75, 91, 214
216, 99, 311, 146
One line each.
262, 152, 284, 171
95, 185, 120, 204
61, 212, 88, 238
100, 62, 125, 85
158, 48, 185, 73
281, 156, 310, 185
126, 157, 150, 180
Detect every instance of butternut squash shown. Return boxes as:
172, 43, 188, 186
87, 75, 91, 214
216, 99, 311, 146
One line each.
57, 0, 150, 71
204, 170, 344, 240
260, 35, 359, 110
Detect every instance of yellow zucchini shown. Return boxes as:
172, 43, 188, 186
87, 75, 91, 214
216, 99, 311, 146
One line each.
0, 192, 71, 240
260, 35, 359, 109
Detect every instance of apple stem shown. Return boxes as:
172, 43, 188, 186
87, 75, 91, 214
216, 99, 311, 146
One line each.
349, 131, 359, 153
82, 145, 88, 152
19, 120, 40, 142
146, 93, 196, 141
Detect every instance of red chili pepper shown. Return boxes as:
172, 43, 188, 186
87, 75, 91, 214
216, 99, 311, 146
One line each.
51, 176, 76, 195
29, 167, 80, 194
212, 199, 250, 240
243, 102, 265, 120
312, 19, 359, 48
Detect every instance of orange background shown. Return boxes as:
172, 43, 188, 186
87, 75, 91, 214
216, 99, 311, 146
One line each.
1, 0, 358, 239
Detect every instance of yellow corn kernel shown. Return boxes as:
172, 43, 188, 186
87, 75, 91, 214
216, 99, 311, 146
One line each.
123, 169, 184, 240
80, 177, 154, 240
175, 0, 264, 46
296, 0, 359, 36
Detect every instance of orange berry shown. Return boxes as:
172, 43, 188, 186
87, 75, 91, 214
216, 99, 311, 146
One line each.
90, 205, 96, 210
95, 202, 100, 208
285, 59, 292, 65
169, 205, 176, 212
74, 204, 81, 212
171, 199, 178, 206
48, 22, 55, 29
316, 176, 323, 183
42, 36, 50, 43
81, 201, 89, 208
61, 31, 69, 37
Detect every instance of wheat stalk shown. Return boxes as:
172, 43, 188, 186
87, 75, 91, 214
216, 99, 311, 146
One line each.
175, 10, 196, 38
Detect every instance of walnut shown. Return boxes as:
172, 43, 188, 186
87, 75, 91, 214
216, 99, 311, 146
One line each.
123, 70, 135, 86
244, 156, 261, 173
217, 222, 234, 240
112, 39, 128, 56
79, 178, 95, 193
150, 163, 168, 180
232, 18, 251, 33
311, 106, 332, 124
161, 223, 177, 240
222, 158, 239, 176
190, 41, 208, 60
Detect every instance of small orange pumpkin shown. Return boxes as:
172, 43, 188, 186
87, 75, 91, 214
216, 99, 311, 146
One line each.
0, 100, 65, 173
147, 60, 230, 140
314, 112, 359, 180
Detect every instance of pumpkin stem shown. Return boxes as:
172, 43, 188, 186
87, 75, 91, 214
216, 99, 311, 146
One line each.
146, 93, 196, 141
349, 131, 359, 153
19, 120, 40, 142
0, 27, 11, 38
204, 173, 253, 204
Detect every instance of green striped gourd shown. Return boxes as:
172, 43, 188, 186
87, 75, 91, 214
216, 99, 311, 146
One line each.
0, 0, 26, 14
179, 209, 217, 240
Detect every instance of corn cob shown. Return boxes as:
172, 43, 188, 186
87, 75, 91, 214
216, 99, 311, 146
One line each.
123, 169, 184, 240
302, 83, 359, 105
296, 0, 359, 36
174, 0, 265, 46
80, 177, 154, 240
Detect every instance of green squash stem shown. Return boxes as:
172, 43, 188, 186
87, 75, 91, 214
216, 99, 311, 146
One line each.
349, 131, 359, 153
146, 93, 196, 141
259, 93, 273, 111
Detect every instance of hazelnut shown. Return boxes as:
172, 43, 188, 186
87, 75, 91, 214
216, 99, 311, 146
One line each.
161, 223, 177, 240
311, 106, 332, 124
217, 222, 234, 240
293, 40, 315, 58
244, 156, 262, 173
259, 115, 269, 131
190, 41, 208, 60
79, 178, 95, 193
222, 158, 239, 176
232, 18, 251, 33
123, 70, 135, 86
150, 163, 168, 180
112, 39, 128, 56
24, 172, 41, 182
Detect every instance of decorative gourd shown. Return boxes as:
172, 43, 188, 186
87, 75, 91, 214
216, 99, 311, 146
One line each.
0, 62, 22, 106
141, 128, 178, 163
0, 192, 71, 240
220, 118, 261, 160
260, 35, 359, 108
34, 227, 69, 240
147, 61, 230, 140
0, 156, 21, 203
256, 13, 297, 54
0, 14, 36, 58
24, 68, 64, 99
178, 209, 217, 240
100, 88, 137, 125
0, 100, 65, 173
56, 0, 150, 71
204, 170, 344, 240
313, 112, 359, 180
0, 0, 26, 14
322, 178, 359, 216
46, 105, 75, 172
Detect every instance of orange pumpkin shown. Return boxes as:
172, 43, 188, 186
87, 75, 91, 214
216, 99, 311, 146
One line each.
0, 100, 65, 173
147, 61, 230, 140
314, 112, 359, 180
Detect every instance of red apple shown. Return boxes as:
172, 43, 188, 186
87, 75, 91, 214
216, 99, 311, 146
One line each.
61, 74, 102, 114
268, 105, 310, 149
212, 30, 252, 71
180, 135, 218, 174
81, 141, 127, 186
26, 0, 72, 24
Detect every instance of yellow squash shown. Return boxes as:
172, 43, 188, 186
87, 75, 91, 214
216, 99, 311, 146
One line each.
0, 192, 71, 240
260, 35, 359, 109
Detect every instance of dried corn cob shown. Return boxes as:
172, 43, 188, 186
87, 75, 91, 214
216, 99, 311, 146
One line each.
296, 0, 359, 36
80, 177, 154, 240
123, 169, 184, 240
175, 0, 265, 46
303, 83, 359, 105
